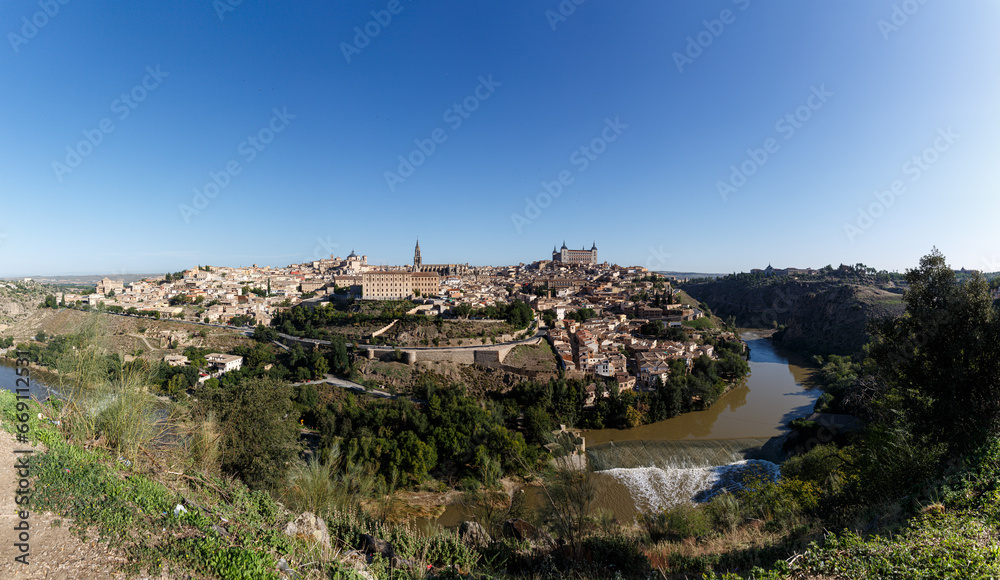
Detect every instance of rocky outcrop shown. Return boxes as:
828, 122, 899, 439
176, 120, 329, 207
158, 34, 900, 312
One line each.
458, 521, 492, 548
283, 512, 331, 552
682, 277, 905, 356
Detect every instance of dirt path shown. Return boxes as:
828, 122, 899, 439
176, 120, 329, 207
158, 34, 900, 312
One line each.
0, 429, 134, 579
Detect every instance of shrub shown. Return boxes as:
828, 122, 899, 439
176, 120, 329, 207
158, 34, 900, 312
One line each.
781, 443, 848, 494
849, 422, 946, 504
202, 376, 301, 490
737, 477, 819, 531
704, 492, 743, 534
580, 533, 651, 577
640, 502, 711, 543
790, 512, 1000, 578
95, 389, 161, 463
284, 454, 338, 516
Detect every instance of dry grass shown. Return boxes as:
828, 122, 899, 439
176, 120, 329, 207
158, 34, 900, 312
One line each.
643, 522, 784, 572
184, 410, 222, 473
43, 315, 172, 466
504, 341, 558, 372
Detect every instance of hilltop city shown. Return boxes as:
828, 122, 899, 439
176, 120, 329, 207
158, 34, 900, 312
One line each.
17, 240, 742, 393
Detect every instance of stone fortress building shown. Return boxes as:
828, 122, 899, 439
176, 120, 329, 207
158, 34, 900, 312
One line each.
552, 241, 598, 266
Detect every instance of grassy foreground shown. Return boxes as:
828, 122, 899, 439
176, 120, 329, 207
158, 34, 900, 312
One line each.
9, 379, 1000, 580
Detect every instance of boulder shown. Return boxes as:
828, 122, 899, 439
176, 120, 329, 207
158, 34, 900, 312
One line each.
503, 518, 550, 544
359, 534, 396, 561
458, 521, 492, 547
283, 512, 331, 552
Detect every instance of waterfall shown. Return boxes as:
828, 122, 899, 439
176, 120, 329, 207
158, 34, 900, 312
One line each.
589, 437, 784, 512
588, 437, 782, 471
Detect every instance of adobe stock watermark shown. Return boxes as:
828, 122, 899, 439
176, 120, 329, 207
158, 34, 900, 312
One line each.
213, 0, 244, 21
672, 0, 752, 73
717, 84, 833, 201
51, 65, 169, 183
510, 116, 627, 234
843, 126, 958, 243
745, 285, 796, 329
981, 255, 1000, 275
645, 246, 672, 272
179, 107, 296, 223
545, 0, 588, 31
313, 236, 341, 261
8, 0, 71, 54
878, 0, 931, 41
383, 74, 500, 192
13, 351, 35, 565
341, 0, 414, 63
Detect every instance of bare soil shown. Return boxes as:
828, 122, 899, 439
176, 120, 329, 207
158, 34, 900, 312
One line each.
0, 429, 136, 579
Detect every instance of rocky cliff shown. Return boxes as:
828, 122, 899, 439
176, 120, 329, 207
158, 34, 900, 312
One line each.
681, 277, 905, 356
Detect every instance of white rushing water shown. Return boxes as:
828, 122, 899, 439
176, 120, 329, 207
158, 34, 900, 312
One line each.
598, 459, 780, 512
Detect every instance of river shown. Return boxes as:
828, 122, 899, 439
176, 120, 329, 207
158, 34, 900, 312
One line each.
428, 332, 820, 527
586, 332, 820, 519
0, 358, 54, 400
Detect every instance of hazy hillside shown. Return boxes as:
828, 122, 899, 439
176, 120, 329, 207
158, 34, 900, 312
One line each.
0, 281, 48, 331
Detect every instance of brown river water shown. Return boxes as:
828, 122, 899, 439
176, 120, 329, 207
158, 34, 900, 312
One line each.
430, 331, 821, 527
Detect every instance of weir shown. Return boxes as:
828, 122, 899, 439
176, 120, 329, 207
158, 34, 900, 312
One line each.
587, 437, 786, 514
586, 436, 784, 471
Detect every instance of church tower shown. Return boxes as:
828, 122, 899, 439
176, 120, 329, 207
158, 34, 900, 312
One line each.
413, 239, 422, 271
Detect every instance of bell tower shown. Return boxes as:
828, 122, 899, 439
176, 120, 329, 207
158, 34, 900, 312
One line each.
413, 239, 422, 271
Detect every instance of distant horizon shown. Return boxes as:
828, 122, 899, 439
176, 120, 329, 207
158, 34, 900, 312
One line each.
4, 256, 994, 282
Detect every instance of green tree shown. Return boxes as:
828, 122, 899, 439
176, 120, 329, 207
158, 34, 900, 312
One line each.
663, 376, 683, 418
253, 324, 277, 342
328, 336, 349, 376
524, 404, 553, 445
314, 355, 329, 379
392, 431, 437, 482
204, 376, 301, 490
867, 248, 1000, 453
165, 373, 187, 396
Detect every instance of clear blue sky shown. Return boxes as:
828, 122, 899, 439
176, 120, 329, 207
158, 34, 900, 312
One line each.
2, 0, 998, 277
